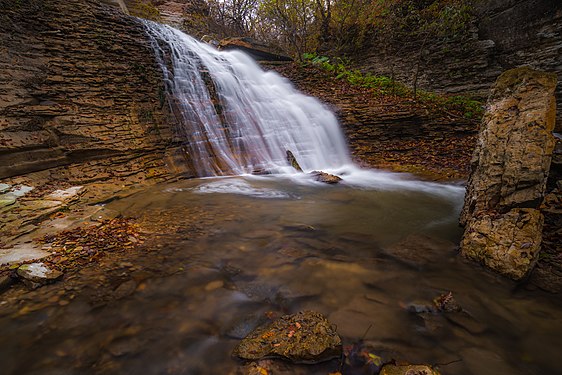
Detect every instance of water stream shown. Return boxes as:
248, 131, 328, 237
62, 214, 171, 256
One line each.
2, 176, 562, 374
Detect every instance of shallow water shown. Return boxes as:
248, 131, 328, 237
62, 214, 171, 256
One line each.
2, 173, 562, 375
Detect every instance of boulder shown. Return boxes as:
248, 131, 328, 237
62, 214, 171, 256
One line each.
218, 37, 292, 62
310, 171, 342, 184
459, 67, 557, 280
233, 310, 341, 364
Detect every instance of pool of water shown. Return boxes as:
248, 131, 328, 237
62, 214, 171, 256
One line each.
2, 172, 561, 374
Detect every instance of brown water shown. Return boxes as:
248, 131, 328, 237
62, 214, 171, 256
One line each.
2, 175, 561, 375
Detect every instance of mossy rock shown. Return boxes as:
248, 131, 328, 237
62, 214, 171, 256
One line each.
233, 310, 342, 364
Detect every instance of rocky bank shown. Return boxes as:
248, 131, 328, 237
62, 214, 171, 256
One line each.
460, 67, 557, 280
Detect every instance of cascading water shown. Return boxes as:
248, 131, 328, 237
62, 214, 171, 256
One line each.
143, 21, 351, 177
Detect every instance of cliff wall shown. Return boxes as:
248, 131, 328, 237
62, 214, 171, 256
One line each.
0, 0, 191, 183
355, 0, 562, 129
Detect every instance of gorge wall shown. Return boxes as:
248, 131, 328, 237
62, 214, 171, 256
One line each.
0, 0, 192, 184
355, 0, 562, 129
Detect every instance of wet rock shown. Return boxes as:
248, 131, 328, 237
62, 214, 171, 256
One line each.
0, 274, 14, 293
379, 364, 440, 375
384, 234, 456, 268
433, 292, 462, 313
0, 244, 51, 265
460, 67, 557, 280
113, 279, 137, 300
310, 171, 342, 184
218, 37, 292, 62
233, 310, 341, 364
0, 195, 16, 208
286, 150, 303, 172
0, 184, 10, 194
17, 262, 63, 289
90, 207, 122, 221
445, 312, 486, 335
47, 186, 84, 202
460, 209, 544, 280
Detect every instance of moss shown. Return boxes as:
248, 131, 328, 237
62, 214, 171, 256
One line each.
493, 67, 557, 99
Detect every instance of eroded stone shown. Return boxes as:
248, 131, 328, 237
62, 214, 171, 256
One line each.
461, 209, 543, 280
233, 310, 341, 364
460, 67, 557, 280
310, 171, 342, 184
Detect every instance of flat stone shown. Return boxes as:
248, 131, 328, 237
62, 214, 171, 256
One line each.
0, 244, 51, 265
0, 184, 10, 194
380, 364, 440, 375
47, 186, 84, 201
17, 262, 63, 288
233, 310, 341, 364
0, 195, 16, 208
11, 185, 33, 197
90, 207, 121, 221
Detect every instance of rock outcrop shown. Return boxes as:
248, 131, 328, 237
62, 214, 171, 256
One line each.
459, 67, 557, 280
218, 37, 292, 62
0, 0, 192, 181
353, 0, 562, 130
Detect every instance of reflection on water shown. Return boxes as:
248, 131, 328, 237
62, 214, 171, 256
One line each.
1, 175, 561, 375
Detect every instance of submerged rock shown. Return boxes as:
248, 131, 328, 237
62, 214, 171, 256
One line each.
233, 310, 341, 364
310, 171, 342, 184
459, 67, 557, 280
17, 262, 63, 289
460, 209, 544, 280
433, 291, 462, 313
380, 364, 440, 375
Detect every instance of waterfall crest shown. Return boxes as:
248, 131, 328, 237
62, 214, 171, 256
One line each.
143, 21, 351, 177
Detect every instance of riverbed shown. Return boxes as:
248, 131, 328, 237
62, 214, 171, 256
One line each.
1, 173, 561, 374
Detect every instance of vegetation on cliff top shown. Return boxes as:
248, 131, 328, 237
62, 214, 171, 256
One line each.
302, 53, 483, 120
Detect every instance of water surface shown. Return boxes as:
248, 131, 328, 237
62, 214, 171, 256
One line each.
2, 174, 561, 375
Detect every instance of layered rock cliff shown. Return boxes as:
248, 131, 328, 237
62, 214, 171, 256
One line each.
0, 0, 191, 182
354, 0, 562, 130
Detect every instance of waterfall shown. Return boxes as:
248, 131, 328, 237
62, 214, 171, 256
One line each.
143, 21, 351, 177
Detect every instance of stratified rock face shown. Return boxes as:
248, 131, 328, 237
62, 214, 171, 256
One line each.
460, 67, 557, 280
218, 37, 293, 62
233, 310, 342, 364
354, 0, 562, 130
0, 0, 192, 181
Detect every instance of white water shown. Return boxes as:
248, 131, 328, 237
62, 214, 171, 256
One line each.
143, 21, 351, 177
